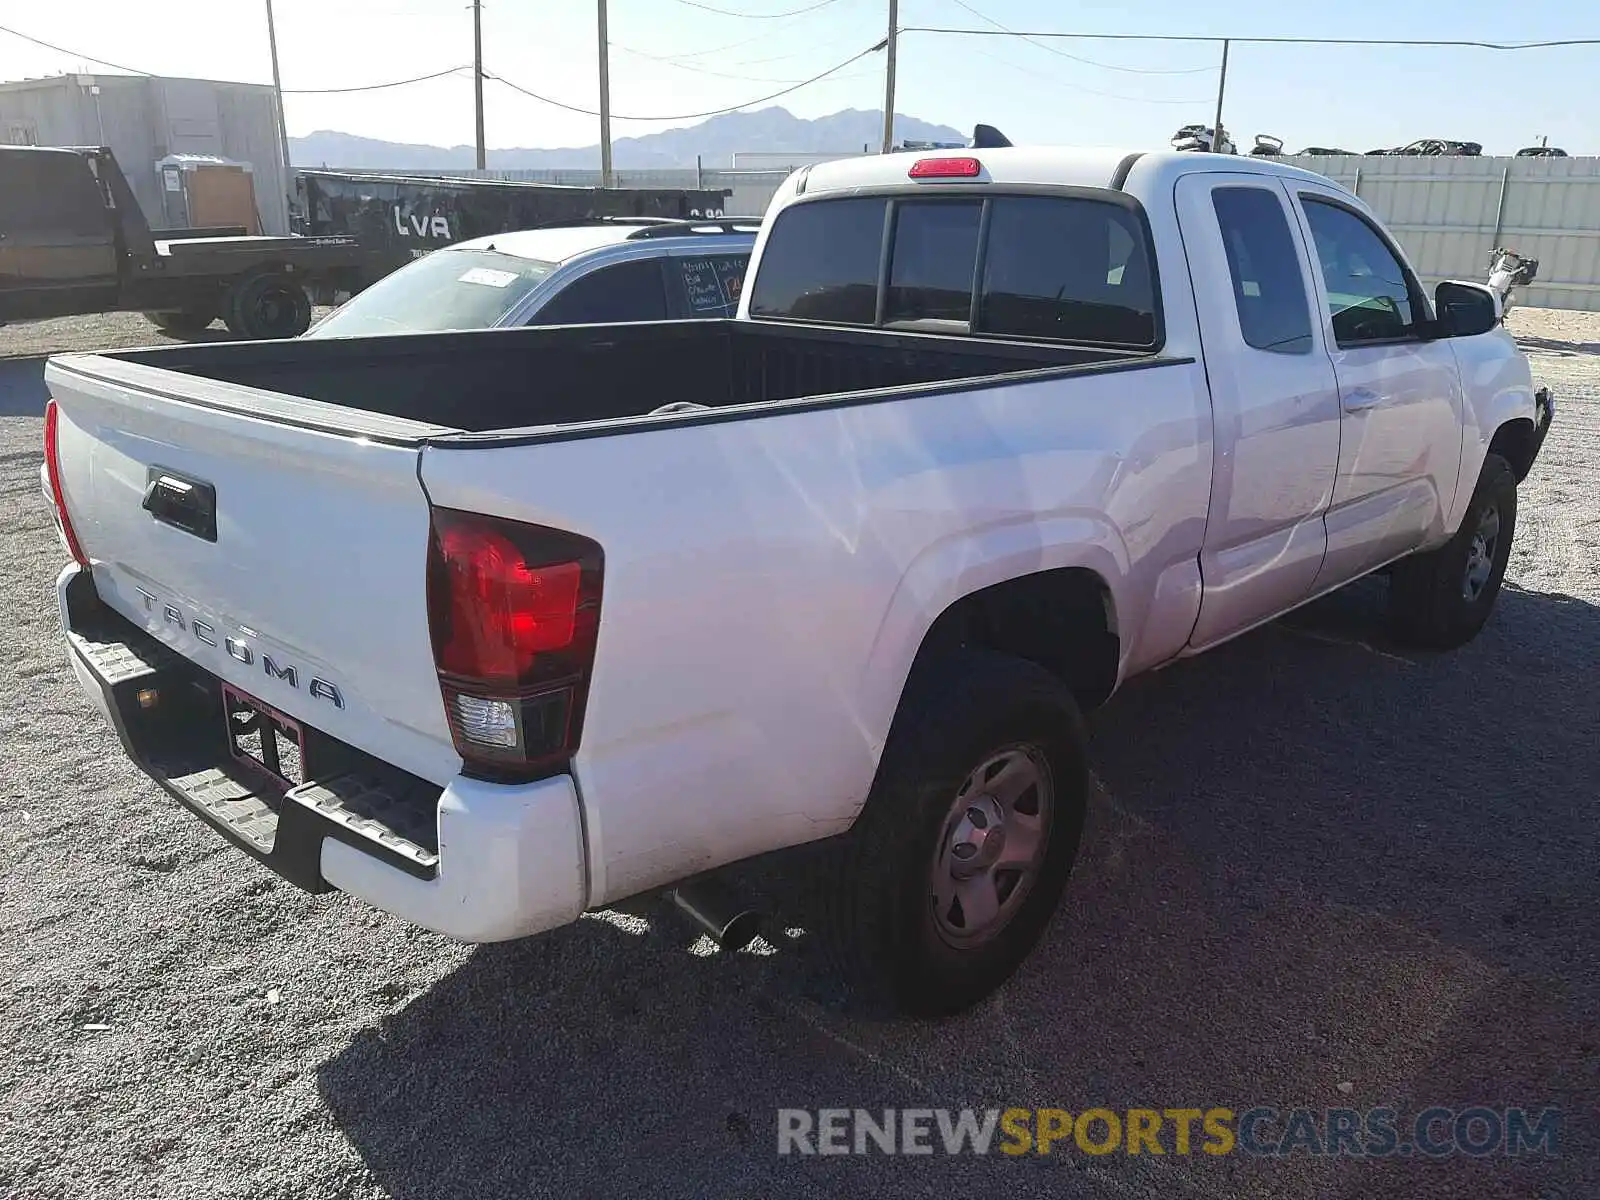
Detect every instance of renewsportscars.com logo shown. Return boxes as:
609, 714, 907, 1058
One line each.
776, 1106, 1562, 1159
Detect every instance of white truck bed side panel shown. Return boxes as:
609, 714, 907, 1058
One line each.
420, 362, 1213, 904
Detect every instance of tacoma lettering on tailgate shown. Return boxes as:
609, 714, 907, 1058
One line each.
135, 587, 345, 709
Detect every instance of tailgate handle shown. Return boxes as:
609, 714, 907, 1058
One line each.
142, 468, 218, 543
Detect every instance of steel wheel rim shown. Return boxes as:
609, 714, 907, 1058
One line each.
929, 744, 1053, 949
1463, 502, 1501, 601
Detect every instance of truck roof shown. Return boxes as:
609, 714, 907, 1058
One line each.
791, 146, 1346, 197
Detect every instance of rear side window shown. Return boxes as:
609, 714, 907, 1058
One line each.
673, 254, 750, 317
747, 197, 885, 324
535, 257, 669, 325
1211, 187, 1314, 354
978, 196, 1156, 346
747, 192, 1159, 348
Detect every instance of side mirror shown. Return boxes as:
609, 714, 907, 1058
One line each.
1433, 280, 1501, 337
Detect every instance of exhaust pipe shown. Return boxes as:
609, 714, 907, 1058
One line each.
668, 877, 763, 952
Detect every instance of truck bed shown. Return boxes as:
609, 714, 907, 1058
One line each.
84, 319, 1151, 435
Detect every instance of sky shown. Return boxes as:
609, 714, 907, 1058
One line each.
3, 0, 1599, 158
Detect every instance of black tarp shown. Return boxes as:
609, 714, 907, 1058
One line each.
294, 170, 733, 285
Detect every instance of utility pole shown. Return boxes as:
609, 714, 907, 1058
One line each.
1211, 38, 1230, 153
473, 0, 486, 169
598, 0, 614, 187
264, 1, 294, 228
880, 0, 898, 153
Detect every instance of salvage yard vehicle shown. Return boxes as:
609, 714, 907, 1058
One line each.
0, 146, 371, 339
42, 145, 1556, 1018
1486, 246, 1540, 319
305, 217, 757, 338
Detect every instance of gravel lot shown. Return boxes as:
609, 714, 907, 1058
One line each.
2, 310, 1597, 1199
0, 310, 338, 361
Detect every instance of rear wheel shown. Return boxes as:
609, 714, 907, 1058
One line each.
224, 272, 312, 339
819, 649, 1089, 1017
1388, 453, 1517, 649
143, 309, 217, 336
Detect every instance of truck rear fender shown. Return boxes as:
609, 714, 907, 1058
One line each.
858, 517, 1131, 758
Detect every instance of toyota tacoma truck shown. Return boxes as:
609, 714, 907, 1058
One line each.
42, 146, 1555, 1018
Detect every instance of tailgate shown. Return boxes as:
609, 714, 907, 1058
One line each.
45, 353, 461, 786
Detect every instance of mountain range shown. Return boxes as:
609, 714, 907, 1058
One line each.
288, 107, 967, 172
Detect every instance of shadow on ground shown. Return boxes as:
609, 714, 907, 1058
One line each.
317, 582, 1598, 1200
0, 327, 272, 422
0, 358, 48, 419
1516, 335, 1600, 358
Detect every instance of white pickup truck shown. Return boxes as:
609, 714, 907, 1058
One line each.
44, 147, 1554, 1018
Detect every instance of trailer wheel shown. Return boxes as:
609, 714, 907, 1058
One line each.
224, 272, 312, 339
143, 309, 217, 336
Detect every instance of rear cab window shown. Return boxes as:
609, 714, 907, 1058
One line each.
748, 191, 1159, 349
0, 149, 111, 238
886, 202, 982, 325
746, 197, 883, 325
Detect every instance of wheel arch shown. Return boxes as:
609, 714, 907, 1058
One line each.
908, 566, 1122, 713
1488, 416, 1539, 483
859, 519, 1131, 761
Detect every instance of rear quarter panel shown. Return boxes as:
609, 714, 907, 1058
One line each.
421, 361, 1213, 904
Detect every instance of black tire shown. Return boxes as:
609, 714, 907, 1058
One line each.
1388, 452, 1517, 649
818, 649, 1090, 1018
143, 309, 216, 336
224, 272, 312, 339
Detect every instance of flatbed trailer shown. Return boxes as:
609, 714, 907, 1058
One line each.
0, 146, 375, 338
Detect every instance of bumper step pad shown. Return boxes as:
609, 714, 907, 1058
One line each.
63, 569, 443, 892
289, 772, 440, 873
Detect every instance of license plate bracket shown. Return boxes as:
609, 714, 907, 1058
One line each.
222, 683, 306, 790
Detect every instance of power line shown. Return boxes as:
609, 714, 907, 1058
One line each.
613, 29, 865, 70
0, 21, 151, 74
939, 0, 1216, 74
902, 26, 1600, 50
671, 0, 844, 18
0, 20, 469, 94
611, 42, 866, 84
958, 41, 1211, 104
282, 66, 471, 94
487, 41, 882, 121
613, 24, 796, 61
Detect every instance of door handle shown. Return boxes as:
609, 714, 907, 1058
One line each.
142, 467, 218, 543
1343, 387, 1382, 412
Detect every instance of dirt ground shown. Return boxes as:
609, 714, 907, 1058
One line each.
0, 309, 338, 360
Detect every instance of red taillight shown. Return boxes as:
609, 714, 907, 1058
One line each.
44, 399, 89, 567
426, 507, 603, 780
908, 156, 983, 180
432, 524, 582, 680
